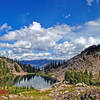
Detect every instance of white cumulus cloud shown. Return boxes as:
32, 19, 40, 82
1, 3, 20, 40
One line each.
86, 0, 99, 6
0, 19, 100, 60
0, 23, 12, 32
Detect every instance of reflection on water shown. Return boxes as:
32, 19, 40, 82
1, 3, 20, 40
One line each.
13, 75, 57, 89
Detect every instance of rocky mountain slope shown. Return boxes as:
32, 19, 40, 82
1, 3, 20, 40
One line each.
0, 57, 24, 77
52, 45, 100, 81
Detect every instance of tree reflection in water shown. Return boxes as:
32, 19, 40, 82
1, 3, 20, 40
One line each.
13, 75, 57, 89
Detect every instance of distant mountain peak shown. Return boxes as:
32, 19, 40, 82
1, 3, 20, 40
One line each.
20, 59, 64, 68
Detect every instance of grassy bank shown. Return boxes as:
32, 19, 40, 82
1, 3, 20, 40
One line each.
0, 86, 54, 100
0, 73, 55, 100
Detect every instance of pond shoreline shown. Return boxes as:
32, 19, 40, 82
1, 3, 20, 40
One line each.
13, 72, 28, 76
13, 72, 53, 78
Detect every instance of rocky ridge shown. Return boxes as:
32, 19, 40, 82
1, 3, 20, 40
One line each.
52, 45, 100, 81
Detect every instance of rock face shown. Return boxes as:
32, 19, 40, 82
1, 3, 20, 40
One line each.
52, 45, 100, 81
76, 82, 87, 87
49, 82, 100, 100
81, 89, 100, 100
0, 57, 24, 76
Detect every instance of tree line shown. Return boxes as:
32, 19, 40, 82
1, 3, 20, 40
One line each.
43, 60, 65, 74
65, 69, 100, 85
21, 64, 40, 73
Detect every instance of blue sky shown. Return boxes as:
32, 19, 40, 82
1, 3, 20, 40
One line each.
0, 0, 100, 60
0, 0, 100, 28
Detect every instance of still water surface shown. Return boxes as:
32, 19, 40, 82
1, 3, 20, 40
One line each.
13, 75, 57, 89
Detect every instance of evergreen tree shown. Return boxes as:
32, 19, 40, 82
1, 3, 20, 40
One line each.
84, 69, 88, 76
58, 61, 61, 67
89, 71, 93, 80
65, 71, 72, 82
98, 70, 100, 81
83, 69, 89, 85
